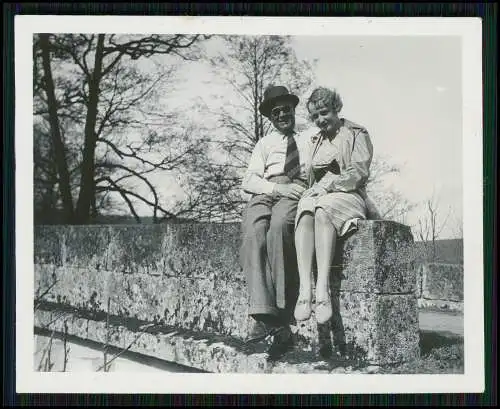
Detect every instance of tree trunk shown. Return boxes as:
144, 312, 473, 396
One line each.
252, 40, 260, 143
75, 34, 105, 224
91, 187, 98, 222
39, 34, 75, 224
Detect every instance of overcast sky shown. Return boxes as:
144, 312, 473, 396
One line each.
290, 35, 463, 238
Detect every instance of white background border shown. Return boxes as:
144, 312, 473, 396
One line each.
15, 16, 484, 394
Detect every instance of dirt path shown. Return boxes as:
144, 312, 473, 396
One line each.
418, 310, 464, 336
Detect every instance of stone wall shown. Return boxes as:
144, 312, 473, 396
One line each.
34, 221, 421, 372
416, 263, 464, 312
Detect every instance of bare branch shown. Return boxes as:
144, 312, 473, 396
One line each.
97, 177, 176, 219
96, 161, 160, 218
97, 137, 199, 172
103, 34, 203, 62
51, 35, 91, 77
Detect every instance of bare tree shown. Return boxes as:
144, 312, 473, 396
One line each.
365, 155, 416, 225
205, 35, 316, 167
176, 159, 245, 223
33, 123, 59, 223
448, 207, 464, 239
38, 34, 75, 222
415, 191, 452, 261
33, 33, 211, 224
177, 35, 316, 222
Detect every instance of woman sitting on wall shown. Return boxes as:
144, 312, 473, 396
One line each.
294, 86, 380, 324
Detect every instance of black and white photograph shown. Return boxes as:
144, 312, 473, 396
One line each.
15, 16, 484, 394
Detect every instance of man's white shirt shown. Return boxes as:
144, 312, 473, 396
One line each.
241, 129, 311, 197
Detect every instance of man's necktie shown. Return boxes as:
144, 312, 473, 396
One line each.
284, 135, 300, 180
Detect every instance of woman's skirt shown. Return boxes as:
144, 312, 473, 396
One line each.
295, 191, 367, 237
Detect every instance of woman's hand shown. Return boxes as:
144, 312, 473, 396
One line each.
302, 186, 328, 198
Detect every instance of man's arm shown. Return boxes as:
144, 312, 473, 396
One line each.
241, 140, 277, 196
315, 129, 373, 193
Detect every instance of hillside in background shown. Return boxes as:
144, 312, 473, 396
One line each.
412, 239, 463, 265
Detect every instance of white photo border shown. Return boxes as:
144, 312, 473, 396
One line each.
15, 15, 484, 394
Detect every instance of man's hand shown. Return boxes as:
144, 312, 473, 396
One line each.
302, 186, 328, 199
273, 183, 306, 200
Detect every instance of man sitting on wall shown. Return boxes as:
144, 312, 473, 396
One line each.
240, 85, 309, 360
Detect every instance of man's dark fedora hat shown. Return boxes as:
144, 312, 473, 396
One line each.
259, 85, 299, 118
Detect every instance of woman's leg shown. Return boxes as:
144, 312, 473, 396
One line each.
293, 211, 315, 321
314, 207, 337, 323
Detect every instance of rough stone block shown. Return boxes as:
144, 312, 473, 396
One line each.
34, 309, 57, 329
178, 276, 249, 338
34, 226, 110, 269
417, 298, 464, 312
338, 220, 416, 294
104, 223, 242, 279
420, 263, 464, 302
295, 292, 420, 365
60, 226, 110, 269
34, 308, 406, 374
105, 272, 248, 336
36, 307, 272, 374
34, 310, 89, 340
105, 225, 169, 275
107, 271, 181, 325
34, 223, 248, 337
107, 272, 250, 339
86, 319, 110, 345
357, 293, 420, 364
34, 264, 58, 300
35, 265, 111, 313
165, 223, 242, 282
34, 227, 62, 266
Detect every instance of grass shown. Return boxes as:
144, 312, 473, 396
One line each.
382, 344, 464, 374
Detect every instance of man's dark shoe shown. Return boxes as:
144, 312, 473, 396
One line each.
245, 319, 278, 344
318, 343, 333, 360
245, 314, 286, 344
267, 326, 294, 361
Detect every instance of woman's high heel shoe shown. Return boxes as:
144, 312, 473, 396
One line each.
294, 298, 312, 321
315, 298, 332, 324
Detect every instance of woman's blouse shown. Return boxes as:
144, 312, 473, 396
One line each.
307, 118, 374, 194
